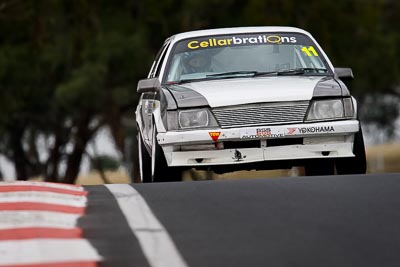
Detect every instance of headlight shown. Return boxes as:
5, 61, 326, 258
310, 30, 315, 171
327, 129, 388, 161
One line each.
179, 109, 209, 129
306, 98, 354, 121
167, 108, 219, 130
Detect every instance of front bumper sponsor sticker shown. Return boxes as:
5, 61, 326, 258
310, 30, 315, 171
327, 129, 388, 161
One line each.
240, 125, 336, 139
287, 126, 335, 135
209, 131, 221, 141
240, 128, 285, 139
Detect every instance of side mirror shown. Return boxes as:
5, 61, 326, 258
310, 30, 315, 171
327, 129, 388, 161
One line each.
137, 78, 161, 94
334, 67, 354, 80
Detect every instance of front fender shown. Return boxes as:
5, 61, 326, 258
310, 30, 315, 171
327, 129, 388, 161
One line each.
152, 101, 167, 133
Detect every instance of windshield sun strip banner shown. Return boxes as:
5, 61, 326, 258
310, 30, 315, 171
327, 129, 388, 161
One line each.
173, 33, 319, 54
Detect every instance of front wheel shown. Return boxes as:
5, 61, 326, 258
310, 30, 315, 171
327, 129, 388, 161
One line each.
335, 127, 367, 174
151, 127, 183, 182
137, 131, 152, 183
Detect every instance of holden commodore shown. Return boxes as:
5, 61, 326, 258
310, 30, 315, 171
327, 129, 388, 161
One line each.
135, 26, 366, 182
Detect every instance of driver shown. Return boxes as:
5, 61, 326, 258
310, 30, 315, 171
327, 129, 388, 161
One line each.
182, 52, 212, 73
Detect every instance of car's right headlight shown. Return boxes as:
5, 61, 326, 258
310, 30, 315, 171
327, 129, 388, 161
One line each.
306, 98, 354, 121
167, 108, 219, 130
179, 109, 209, 129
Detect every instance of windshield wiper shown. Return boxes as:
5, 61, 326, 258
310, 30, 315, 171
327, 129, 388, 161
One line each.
171, 68, 329, 84
207, 68, 328, 78
206, 71, 258, 78
170, 71, 259, 84
169, 78, 210, 85
254, 68, 328, 77
276, 68, 328, 75
252, 70, 280, 77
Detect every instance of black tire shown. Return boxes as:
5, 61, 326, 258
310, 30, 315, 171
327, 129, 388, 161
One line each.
151, 127, 182, 182
335, 126, 367, 174
305, 159, 335, 176
137, 131, 152, 183
132, 130, 140, 183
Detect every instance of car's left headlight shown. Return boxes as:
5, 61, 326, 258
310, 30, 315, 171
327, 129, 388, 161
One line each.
306, 98, 354, 121
167, 108, 219, 130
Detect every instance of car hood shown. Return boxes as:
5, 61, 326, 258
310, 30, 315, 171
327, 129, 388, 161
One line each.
166, 76, 337, 108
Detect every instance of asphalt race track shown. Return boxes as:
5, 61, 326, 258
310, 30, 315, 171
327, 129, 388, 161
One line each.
80, 173, 400, 267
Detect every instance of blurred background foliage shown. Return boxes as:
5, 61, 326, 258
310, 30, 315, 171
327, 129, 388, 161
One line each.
0, 0, 399, 183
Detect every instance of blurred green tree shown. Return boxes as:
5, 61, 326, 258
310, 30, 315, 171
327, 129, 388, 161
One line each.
0, 0, 151, 182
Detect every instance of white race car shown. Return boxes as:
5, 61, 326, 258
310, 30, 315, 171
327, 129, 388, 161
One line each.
135, 26, 366, 182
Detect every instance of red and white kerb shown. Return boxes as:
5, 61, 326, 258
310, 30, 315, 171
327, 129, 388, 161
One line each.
0, 181, 102, 267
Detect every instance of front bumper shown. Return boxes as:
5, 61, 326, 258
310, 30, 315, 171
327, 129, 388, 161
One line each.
157, 120, 359, 167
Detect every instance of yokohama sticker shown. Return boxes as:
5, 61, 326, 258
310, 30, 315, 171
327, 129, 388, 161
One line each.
288, 126, 335, 135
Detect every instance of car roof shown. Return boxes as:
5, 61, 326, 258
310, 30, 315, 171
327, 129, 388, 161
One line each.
169, 26, 312, 43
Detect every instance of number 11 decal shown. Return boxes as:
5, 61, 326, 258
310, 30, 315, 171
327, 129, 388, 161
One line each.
301, 46, 319, 57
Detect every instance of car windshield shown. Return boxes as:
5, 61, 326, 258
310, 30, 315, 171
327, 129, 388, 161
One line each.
165, 33, 330, 84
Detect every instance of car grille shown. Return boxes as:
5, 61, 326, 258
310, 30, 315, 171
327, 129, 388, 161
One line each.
212, 101, 309, 128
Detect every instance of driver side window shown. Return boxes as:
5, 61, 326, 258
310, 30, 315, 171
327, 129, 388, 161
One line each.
149, 41, 170, 78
